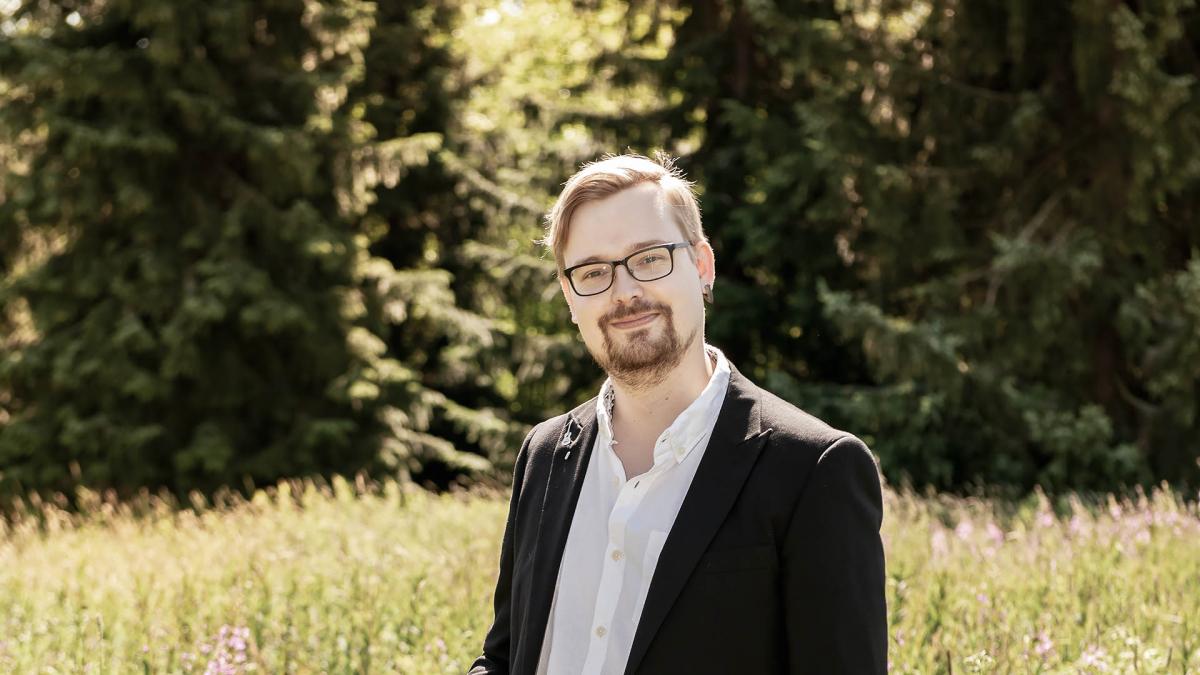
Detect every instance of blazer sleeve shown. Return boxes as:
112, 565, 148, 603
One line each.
782, 434, 888, 674
468, 429, 534, 675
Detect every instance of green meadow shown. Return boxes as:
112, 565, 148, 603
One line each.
1, 479, 1197, 674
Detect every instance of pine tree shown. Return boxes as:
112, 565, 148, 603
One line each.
339, 0, 511, 485
641, 0, 1200, 491
366, 0, 671, 481
0, 0, 386, 497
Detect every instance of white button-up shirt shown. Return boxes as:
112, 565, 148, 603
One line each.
535, 345, 732, 675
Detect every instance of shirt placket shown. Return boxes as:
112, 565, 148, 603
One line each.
579, 451, 667, 674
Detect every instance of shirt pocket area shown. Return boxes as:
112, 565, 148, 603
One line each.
696, 544, 777, 574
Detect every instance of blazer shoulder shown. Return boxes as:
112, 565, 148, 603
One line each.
749, 382, 882, 504
755, 383, 861, 454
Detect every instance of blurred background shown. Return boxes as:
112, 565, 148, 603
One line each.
1, 0, 1198, 502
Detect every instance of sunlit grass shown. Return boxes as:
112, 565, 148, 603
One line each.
1, 477, 1197, 673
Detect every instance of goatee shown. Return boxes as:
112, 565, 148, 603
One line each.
593, 299, 697, 390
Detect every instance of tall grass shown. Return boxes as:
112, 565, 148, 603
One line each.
1, 477, 1197, 673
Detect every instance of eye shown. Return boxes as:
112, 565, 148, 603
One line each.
581, 267, 607, 280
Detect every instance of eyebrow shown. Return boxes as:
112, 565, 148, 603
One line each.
570, 240, 670, 267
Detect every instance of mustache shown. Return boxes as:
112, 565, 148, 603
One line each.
600, 300, 670, 327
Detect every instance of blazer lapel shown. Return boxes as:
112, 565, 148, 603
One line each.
623, 369, 772, 675
517, 399, 598, 674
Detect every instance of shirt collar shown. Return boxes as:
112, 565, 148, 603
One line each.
595, 345, 731, 466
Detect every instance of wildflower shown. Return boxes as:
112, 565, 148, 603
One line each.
196, 624, 253, 675
963, 650, 995, 672
954, 519, 974, 541
985, 521, 1004, 545
1034, 631, 1054, 657
930, 528, 949, 558
1068, 514, 1088, 537
1079, 644, 1109, 671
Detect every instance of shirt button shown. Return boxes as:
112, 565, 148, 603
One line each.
611, 549, 624, 562
595, 626, 607, 638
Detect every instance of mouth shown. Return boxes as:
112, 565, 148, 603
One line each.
609, 312, 659, 329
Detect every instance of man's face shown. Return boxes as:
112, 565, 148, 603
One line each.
560, 183, 715, 387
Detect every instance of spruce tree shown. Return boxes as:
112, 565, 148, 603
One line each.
367, 0, 669, 481
0, 0, 386, 497
642, 0, 1200, 491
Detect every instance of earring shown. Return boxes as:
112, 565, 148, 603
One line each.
702, 283, 714, 304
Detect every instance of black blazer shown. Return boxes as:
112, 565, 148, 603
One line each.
469, 367, 887, 675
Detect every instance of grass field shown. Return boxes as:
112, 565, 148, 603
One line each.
1, 477, 1197, 674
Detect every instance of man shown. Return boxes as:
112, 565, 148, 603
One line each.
469, 154, 887, 675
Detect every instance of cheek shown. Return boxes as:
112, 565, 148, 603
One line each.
671, 291, 705, 330
576, 305, 606, 338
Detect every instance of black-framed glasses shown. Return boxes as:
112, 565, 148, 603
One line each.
563, 241, 694, 296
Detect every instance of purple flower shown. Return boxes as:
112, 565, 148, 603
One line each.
930, 528, 949, 558
1079, 644, 1108, 670
1034, 631, 1054, 657
986, 521, 1004, 545
954, 519, 974, 541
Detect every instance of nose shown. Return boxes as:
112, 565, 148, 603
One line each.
609, 263, 644, 304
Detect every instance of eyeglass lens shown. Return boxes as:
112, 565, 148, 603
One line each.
570, 246, 674, 295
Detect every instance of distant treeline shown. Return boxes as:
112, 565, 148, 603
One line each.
1, 0, 1197, 500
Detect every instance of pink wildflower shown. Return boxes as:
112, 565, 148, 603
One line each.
1037, 510, 1055, 529
1034, 631, 1054, 657
986, 521, 1004, 545
1079, 644, 1108, 670
955, 519, 974, 541
930, 528, 949, 558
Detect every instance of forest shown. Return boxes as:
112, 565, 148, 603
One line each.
2, 0, 1199, 500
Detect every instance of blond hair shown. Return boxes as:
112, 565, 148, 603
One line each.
543, 152, 705, 271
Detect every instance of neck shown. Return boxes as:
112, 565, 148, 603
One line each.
609, 341, 714, 435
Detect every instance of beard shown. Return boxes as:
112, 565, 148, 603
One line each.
590, 299, 697, 390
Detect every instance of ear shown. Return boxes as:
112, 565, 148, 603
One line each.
692, 240, 716, 286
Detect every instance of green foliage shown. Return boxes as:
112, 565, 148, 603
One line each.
381, 0, 677, 479
2, 0, 1199, 495
338, 0, 515, 484
638, 0, 1200, 491
0, 0, 384, 497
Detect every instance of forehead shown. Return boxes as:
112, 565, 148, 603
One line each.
563, 183, 683, 266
